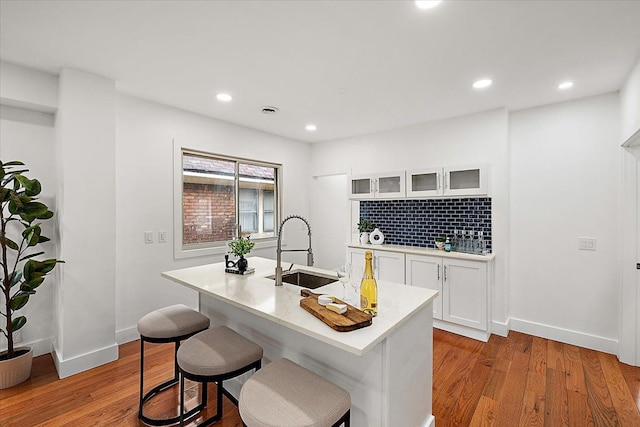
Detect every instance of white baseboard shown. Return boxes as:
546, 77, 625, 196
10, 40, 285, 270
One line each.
491, 318, 510, 337
52, 343, 119, 379
0, 337, 52, 358
509, 317, 618, 355
434, 320, 490, 342
116, 326, 140, 345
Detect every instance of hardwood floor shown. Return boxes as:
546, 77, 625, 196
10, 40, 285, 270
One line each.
1, 329, 639, 426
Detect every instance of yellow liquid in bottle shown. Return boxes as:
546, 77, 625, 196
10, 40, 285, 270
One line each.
360, 251, 378, 317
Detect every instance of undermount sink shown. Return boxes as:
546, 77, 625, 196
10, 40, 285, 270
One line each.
266, 269, 337, 289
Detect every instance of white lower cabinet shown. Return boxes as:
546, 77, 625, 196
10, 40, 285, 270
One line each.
406, 254, 489, 339
348, 247, 405, 284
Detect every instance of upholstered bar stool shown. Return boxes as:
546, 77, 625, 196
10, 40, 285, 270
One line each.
177, 325, 264, 426
239, 358, 351, 427
137, 304, 210, 426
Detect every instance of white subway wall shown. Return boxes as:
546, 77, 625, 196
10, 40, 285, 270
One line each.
509, 93, 621, 353
115, 94, 312, 341
310, 108, 511, 331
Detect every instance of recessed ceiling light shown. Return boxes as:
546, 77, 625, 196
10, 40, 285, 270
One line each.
305, 124, 317, 132
415, 1, 442, 10
472, 79, 493, 89
216, 93, 233, 102
557, 81, 574, 90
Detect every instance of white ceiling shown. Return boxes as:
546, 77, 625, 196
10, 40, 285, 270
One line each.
1, 1, 640, 143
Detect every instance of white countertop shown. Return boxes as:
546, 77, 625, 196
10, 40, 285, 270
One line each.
348, 243, 495, 262
162, 257, 438, 356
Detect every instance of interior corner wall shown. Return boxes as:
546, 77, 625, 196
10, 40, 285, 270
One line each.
114, 94, 312, 344
310, 108, 511, 332
509, 92, 621, 354
53, 68, 118, 378
620, 58, 640, 141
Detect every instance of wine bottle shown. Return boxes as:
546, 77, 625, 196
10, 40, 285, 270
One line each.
360, 250, 378, 317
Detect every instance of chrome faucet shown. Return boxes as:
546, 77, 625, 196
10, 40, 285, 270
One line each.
275, 215, 314, 286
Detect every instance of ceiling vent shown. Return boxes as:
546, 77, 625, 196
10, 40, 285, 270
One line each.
260, 106, 280, 115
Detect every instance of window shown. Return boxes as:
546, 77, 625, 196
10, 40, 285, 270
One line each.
180, 150, 280, 251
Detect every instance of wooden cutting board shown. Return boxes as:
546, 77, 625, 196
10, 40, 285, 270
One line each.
299, 289, 372, 332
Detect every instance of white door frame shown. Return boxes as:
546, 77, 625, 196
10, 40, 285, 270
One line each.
620, 129, 640, 366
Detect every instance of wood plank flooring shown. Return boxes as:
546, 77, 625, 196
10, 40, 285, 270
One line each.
1, 329, 638, 426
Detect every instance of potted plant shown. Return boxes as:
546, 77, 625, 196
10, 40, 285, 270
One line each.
435, 236, 446, 250
0, 161, 63, 389
228, 236, 255, 272
357, 218, 375, 245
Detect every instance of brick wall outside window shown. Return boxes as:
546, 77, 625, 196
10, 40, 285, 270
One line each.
183, 182, 235, 245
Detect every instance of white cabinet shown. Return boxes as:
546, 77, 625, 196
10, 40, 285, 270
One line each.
406, 167, 443, 198
441, 259, 487, 330
405, 254, 488, 335
443, 164, 488, 196
347, 247, 405, 284
406, 164, 489, 197
406, 254, 443, 319
349, 171, 406, 200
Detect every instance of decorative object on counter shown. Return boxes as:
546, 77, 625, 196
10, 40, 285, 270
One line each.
226, 236, 256, 274
360, 251, 378, 317
369, 228, 385, 245
356, 217, 375, 245
0, 161, 64, 389
445, 237, 452, 252
435, 236, 446, 251
299, 289, 372, 331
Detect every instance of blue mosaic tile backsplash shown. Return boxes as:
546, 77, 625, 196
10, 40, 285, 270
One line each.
359, 198, 492, 252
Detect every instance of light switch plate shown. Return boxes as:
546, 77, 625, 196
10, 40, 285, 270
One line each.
578, 237, 596, 251
145, 231, 154, 244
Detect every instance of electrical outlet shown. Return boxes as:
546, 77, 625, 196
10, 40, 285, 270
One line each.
578, 237, 596, 251
145, 231, 154, 244
13, 329, 22, 344
158, 231, 167, 243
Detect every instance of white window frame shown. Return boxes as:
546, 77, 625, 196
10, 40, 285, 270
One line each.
173, 142, 281, 260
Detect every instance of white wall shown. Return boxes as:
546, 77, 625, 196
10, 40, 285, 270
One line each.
620, 58, 640, 141
114, 94, 312, 342
310, 108, 511, 332
0, 61, 58, 112
509, 93, 621, 353
0, 117, 56, 357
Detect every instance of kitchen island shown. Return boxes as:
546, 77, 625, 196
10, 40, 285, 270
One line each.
162, 256, 438, 427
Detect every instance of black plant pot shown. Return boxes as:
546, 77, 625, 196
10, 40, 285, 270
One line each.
237, 256, 248, 273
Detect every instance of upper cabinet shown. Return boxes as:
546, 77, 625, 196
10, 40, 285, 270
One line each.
404, 164, 489, 198
444, 164, 488, 196
349, 171, 406, 199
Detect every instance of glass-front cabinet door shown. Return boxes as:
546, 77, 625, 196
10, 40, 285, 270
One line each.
375, 171, 406, 199
349, 172, 405, 199
349, 175, 374, 199
406, 168, 443, 197
444, 164, 488, 196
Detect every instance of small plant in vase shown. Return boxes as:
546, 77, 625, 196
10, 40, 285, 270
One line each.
227, 236, 255, 272
357, 218, 375, 245
1, 161, 63, 389
435, 236, 446, 251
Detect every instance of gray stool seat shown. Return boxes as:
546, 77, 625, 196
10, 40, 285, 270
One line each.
137, 304, 210, 340
239, 358, 351, 427
177, 326, 263, 426
137, 304, 210, 426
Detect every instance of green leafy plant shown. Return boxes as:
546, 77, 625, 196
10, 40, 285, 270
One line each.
436, 236, 447, 243
1, 161, 63, 360
357, 218, 375, 233
228, 236, 255, 257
